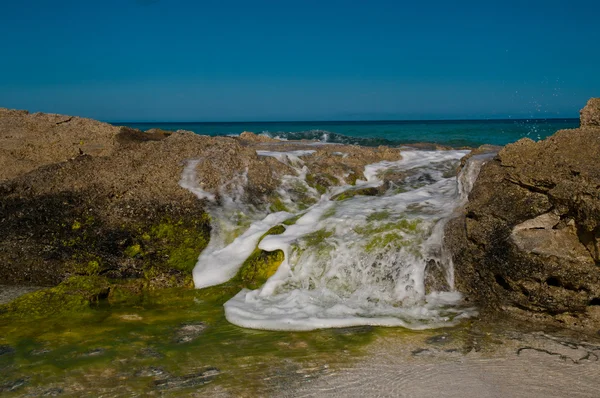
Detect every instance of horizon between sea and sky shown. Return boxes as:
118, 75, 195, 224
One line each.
0, 0, 599, 123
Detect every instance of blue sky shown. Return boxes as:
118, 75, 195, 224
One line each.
1, 0, 598, 121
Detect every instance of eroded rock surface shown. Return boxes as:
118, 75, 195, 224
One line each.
446, 98, 600, 332
0, 108, 400, 298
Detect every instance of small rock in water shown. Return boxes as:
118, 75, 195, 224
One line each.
117, 314, 143, 321
411, 348, 431, 356
135, 366, 169, 379
40, 387, 64, 396
154, 367, 220, 390
83, 348, 105, 357
0, 378, 28, 393
139, 347, 163, 358
426, 334, 452, 345
0, 345, 15, 356
174, 322, 207, 343
30, 348, 52, 356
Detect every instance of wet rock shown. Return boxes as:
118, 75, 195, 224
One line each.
411, 348, 431, 356
332, 325, 374, 335
0, 345, 15, 356
174, 322, 207, 343
0, 378, 28, 393
30, 348, 52, 356
153, 367, 220, 390
445, 98, 600, 333
426, 334, 452, 345
135, 366, 169, 379
423, 260, 451, 294
83, 348, 105, 357
139, 347, 163, 358
0, 107, 401, 293
40, 388, 64, 396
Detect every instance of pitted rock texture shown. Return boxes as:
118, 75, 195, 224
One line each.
446, 98, 600, 332
0, 108, 401, 286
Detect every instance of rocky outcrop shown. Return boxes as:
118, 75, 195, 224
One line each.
0, 108, 121, 182
580, 97, 600, 127
0, 108, 401, 292
446, 98, 600, 332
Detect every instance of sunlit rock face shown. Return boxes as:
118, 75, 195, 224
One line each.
446, 98, 600, 333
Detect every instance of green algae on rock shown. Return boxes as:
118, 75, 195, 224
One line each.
235, 225, 287, 290
0, 276, 110, 317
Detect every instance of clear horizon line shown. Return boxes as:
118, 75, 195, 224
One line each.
107, 116, 580, 125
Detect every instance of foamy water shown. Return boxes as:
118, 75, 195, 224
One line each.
182, 149, 488, 330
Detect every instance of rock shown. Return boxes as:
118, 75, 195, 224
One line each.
425, 333, 452, 345
116, 314, 143, 321
139, 347, 163, 358
0, 108, 121, 182
445, 98, 600, 332
0, 345, 15, 356
580, 97, 600, 127
153, 367, 220, 390
83, 348, 105, 357
0, 378, 28, 393
40, 387, 64, 396
135, 366, 169, 379
239, 131, 279, 143
174, 322, 207, 343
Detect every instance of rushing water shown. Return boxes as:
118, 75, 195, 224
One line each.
182, 149, 488, 331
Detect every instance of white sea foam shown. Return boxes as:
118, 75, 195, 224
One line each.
179, 159, 216, 202
182, 149, 488, 331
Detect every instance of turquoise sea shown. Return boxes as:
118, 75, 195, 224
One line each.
112, 118, 579, 147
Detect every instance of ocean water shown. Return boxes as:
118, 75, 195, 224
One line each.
113, 118, 578, 147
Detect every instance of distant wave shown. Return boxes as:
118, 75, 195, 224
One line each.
259, 129, 401, 147
256, 129, 478, 148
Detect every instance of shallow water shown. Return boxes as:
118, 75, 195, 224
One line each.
3, 289, 599, 397
0, 287, 379, 396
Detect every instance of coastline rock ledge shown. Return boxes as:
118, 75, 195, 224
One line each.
445, 98, 600, 333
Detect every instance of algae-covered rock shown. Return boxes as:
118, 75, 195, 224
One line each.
236, 225, 286, 289
0, 276, 110, 317
331, 187, 380, 201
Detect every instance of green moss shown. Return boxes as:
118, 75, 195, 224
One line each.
365, 232, 403, 252
321, 207, 337, 219
147, 216, 210, 274
306, 173, 341, 195
124, 244, 142, 258
302, 228, 334, 246
331, 187, 379, 201
263, 225, 286, 238
283, 213, 304, 226
70, 259, 102, 276
345, 172, 359, 185
234, 224, 287, 289
366, 211, 390, 222
1, 276, 110, 318
269, 197, 290, 213
305, 174, 327, 194
354, 218, 421, 235
237, 249, 285, 290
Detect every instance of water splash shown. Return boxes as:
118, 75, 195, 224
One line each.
182, 150, 489, 330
